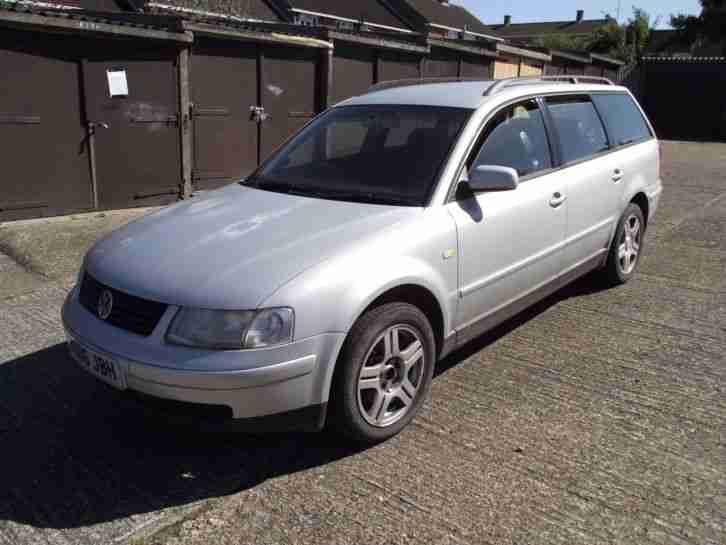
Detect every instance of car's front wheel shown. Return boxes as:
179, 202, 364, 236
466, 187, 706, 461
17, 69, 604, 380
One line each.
330, 302, 435, 444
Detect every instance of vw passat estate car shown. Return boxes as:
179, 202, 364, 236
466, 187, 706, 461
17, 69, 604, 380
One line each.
62, 76, 662, 443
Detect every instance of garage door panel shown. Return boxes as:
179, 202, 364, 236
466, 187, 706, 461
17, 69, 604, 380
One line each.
262, 47, 318, 161
332, 47, 374, 103
380, 52, 420, 82
585, 64, 603, 77
191, 41, 258, 189
461, 57, 491, 78
83, 44, 181, 209
0, 32, 91, 220
426, 50, 459, 78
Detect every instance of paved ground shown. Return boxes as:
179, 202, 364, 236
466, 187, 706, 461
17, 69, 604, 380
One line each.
1, 142, 725, 545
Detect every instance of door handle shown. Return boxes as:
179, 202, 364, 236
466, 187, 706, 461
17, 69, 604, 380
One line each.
549, 192, 567, 208
612, 169, 624, 182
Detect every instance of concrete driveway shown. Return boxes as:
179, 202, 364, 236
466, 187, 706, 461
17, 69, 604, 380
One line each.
1, 142, 724, 545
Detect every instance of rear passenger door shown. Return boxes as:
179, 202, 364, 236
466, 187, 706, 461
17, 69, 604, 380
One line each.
544, 95, 624, 268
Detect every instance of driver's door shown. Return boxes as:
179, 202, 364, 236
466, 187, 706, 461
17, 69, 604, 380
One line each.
446, 98, 567, 343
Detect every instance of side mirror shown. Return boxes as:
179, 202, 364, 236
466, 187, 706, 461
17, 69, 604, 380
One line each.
466, 165, 519, 192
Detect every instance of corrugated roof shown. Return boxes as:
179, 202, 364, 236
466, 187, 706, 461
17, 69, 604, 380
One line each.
487, 18, 609, 39
0, 1, 187, 32
152, 0, 282, 22
285, 0, 410, 30
387, 0, 494, 36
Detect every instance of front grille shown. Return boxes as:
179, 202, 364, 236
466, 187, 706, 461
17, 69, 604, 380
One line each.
79, 273, 168, 336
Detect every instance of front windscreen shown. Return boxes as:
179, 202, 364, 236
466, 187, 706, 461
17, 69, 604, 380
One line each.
247, 105, 472, 206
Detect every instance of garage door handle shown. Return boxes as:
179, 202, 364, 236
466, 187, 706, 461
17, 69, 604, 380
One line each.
550, 192, 567, 208
88, 122, 109, 132
612, 169, 624, 182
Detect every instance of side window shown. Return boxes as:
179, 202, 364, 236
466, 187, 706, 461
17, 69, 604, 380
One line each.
591, 93, 652, 147
545, 96, 609, 164
469, 99, 553, 177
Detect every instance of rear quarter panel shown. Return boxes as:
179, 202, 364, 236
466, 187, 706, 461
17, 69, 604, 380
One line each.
617, 139, 660, 213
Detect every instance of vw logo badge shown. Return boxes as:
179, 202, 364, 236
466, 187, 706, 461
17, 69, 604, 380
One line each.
97, 290, 114, 320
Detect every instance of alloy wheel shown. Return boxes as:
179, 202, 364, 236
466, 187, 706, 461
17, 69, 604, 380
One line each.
618, 214, 642, 275
357, 325, 425, 428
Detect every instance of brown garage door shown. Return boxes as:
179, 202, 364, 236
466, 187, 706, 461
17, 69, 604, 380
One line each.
566, 63, 586, 75
461, 55, 491, 78
379, 51, 421, 82
191, 39, 259, 190
585, 64, 603, 77
0, 32, 92, 221
332, 46, 375, 103
82, 43, 181, 209
547, 60, 566, 76
260, 46, 319, 162
426, 49, 459, 78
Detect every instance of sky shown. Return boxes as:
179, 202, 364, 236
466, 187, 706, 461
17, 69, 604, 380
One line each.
454, 1, 702, 28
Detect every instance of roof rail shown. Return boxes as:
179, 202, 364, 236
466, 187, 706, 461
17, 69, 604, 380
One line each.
484, 75, 614, 96
367, 77, 489, 94
365, 75, 615, 97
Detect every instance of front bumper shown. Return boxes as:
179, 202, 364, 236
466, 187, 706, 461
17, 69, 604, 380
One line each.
62, 286, 345, 428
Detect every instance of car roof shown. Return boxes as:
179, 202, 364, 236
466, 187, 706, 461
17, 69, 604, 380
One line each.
338, 80, 628, 110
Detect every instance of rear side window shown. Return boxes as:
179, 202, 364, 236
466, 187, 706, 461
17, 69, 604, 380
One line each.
592, 93, 652, 147
546, 96, 609, 164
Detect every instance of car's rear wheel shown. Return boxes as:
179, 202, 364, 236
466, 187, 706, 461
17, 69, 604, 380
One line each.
330, 302, 435, 444
604, 203, 645, 285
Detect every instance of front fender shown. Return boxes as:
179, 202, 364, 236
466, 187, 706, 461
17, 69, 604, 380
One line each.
260, 207, 459, 403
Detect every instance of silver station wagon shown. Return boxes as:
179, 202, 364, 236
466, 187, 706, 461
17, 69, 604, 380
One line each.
62, 76, 662, 443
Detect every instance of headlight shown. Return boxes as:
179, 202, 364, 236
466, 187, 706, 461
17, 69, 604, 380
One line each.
166, 307, 294, 350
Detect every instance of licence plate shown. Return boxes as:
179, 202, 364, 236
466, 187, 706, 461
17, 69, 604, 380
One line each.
69, 340, 127, 390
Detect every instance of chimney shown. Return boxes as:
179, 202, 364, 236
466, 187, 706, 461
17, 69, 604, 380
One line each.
576, 10, 584, 22
503, 15, 511, 26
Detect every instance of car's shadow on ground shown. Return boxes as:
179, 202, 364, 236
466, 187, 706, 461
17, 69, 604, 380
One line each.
0, 272, 608, 530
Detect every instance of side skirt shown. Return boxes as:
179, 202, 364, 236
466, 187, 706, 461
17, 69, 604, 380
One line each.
453, 251, 607, 349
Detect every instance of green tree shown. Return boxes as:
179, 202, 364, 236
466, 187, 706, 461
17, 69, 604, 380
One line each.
671, 0, 726, 54
531, 34, 589, 52
627, 8, 654, 59
588, 8, 656, 63
589, 18, 628, 60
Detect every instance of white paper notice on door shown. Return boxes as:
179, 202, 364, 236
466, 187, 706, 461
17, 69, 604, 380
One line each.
107, 69, 128, 97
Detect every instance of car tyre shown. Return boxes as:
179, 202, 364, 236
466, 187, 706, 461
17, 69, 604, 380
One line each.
604, 203, 646, 285
330, 302, 436, 444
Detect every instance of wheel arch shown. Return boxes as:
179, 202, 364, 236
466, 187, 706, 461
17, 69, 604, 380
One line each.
630, 191, 650, 227
321, 281, 449, 410
355, 284, 446, 359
